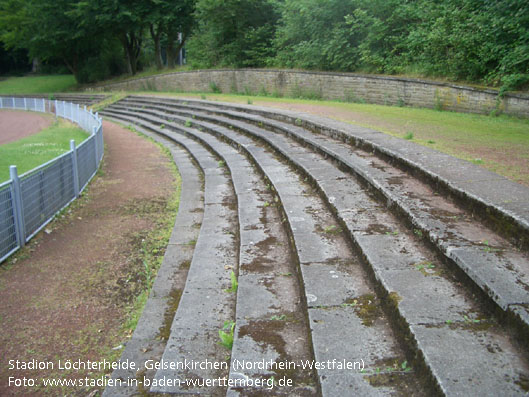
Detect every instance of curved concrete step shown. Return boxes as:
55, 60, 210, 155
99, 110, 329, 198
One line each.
147, 133, 238, 396
116, 97, 529, 339
100, 128, 204, 396
101, 99, 529, 396
101, 110, 427, 395
128, 95, 529, 250
16, 93, 108, 106
108, 116, 239, 395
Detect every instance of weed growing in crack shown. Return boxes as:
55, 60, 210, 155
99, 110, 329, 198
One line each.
185, 120, 192, 127
415, 262, 435, 271
323, 225, 342, 234
463, 314, 480, 324
219, 321, 235, 349
224, 271, 238, 293
400, 361, 412, 373
481, 240, 502, 253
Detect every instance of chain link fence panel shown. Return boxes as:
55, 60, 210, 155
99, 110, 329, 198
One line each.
0, 97, 103, 263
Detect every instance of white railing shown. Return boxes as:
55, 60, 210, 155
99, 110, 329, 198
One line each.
0, 97, 104, 263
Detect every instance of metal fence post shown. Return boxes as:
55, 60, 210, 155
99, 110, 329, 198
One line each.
98, 126, 104, 161
70, 140, 80, 197
93, 126, 99, 166
9, 166, 26, 248
0, 97, 105, 263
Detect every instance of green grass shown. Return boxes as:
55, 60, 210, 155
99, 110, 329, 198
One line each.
0, 119, 88, 182
0, 75, 76, 94
125, 90, 529, 185
90, 92, 127, 112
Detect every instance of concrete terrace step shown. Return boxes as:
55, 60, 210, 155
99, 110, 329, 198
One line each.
100, 127, 203, 396
101, 109, 425, 395
106, 113, 240, 394
15, 93, 108, 106
147, 134, 238, 395
118, 96, 529, 339
127, 95, 529, 250
110, 113, 320, 395
101, 98, 529, 396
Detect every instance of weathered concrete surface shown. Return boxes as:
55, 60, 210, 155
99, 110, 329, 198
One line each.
118, 97, 529, 335
100, 131, 203, 397
102, 107, 418, 395
127, 95, 529, 248
101, 97, 529, 396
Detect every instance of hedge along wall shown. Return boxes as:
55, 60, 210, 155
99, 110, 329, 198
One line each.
92, 69, 529, 117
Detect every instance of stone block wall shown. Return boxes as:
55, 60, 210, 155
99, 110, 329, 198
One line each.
91, 69, 529, 117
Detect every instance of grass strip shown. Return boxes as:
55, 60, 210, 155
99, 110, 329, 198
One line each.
0, 118, 88, 182
130, 90, 529, 185
0, 75, 76, 94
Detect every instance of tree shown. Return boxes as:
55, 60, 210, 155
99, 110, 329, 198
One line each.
76, 0, 149, 75
273, 0, 357, 70
0, 0, 106, 80
0, 45, 30, 75
165, 0, 195, 69
146, 0, 195, 69
187, 0, 279, 68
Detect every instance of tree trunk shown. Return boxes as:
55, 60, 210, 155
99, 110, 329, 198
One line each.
121, 31, 142, 75
166, 31, 188, 68
121, 35, 133, 75
63, 55, 79, 82
150, 24, 163, 70
31, 58, 40, 73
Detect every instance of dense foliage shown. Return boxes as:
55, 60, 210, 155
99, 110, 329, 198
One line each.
272, 0, 529, 90
186, 0, 280, 68
0, 0, 527, 90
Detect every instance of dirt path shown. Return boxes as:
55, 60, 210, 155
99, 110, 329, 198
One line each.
0, 120, 176, 396
0, 110, 54, 145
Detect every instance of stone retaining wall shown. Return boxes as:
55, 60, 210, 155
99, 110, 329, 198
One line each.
91, 69, 529, 117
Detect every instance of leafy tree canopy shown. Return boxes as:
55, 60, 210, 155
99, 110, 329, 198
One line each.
0, 0, 526, 90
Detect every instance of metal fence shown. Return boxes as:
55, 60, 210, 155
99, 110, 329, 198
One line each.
0, 97, 103, 263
